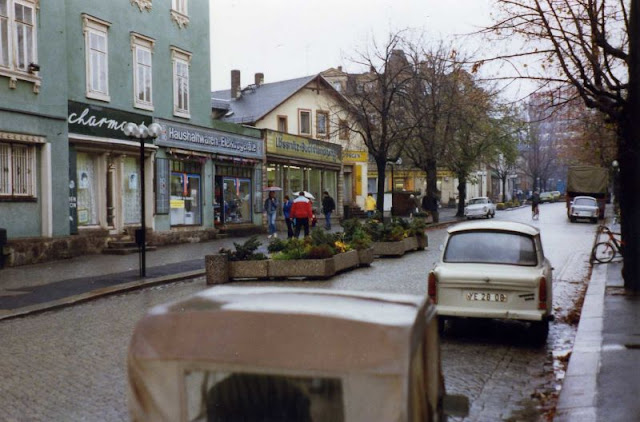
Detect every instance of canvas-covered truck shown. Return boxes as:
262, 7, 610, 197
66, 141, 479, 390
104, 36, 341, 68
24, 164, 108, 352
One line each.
566, 166, 608, 219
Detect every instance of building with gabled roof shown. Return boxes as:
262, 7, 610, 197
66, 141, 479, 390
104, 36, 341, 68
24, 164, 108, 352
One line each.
212, 71, 370, 221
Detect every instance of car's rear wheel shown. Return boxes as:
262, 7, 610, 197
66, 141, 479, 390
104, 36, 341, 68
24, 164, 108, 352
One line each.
530, 321, 549, 345
569, 216, 576, 223
438, 317, 446, 335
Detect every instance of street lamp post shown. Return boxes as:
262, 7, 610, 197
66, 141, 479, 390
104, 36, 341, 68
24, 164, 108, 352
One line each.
123, 122, 162, 277
388, 157, 402, 217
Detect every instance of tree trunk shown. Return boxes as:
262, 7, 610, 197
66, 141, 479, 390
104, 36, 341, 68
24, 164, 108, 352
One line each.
501, 176, 507, 203
375, 158, 388, 215
425, 159, 439, 223
456, 175, 467, 217
619, 0, 640, 291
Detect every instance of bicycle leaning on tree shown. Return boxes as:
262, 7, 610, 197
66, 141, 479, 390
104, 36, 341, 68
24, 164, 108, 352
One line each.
591, 225, 623, 263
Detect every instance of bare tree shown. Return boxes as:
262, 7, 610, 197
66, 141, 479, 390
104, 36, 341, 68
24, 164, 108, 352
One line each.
484, 0, 639, 290
404, 43, 463, 222
339, 33, 417, 214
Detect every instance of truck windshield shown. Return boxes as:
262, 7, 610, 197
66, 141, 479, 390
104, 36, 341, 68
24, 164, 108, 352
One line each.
444, 231, 537, 266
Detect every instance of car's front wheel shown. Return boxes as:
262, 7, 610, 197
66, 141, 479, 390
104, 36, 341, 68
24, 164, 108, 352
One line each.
530, 320, 549, 345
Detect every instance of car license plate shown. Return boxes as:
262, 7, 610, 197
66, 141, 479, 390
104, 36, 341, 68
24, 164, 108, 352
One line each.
465, 292, 507, 302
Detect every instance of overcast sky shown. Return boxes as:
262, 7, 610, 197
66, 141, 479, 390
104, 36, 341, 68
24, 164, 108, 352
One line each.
209, 0, 497, 91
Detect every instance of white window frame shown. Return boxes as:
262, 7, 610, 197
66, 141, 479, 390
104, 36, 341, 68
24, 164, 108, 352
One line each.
0, 141, 37, 198
0, 0, 39, 91
82, 14, 110, 102
170, 0, 189, 28
316, 110, 329, 139
171, 46, 191, 118
131, 33, 154, 111
172, 0, 188, 15
298, 109, 311, 136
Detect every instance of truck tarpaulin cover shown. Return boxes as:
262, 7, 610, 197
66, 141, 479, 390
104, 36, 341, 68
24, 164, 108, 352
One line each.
567, 166, 608, 194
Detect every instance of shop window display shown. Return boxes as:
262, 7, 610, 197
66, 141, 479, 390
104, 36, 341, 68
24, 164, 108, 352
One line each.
76, 152, 98, 226
170, 161, 202, 226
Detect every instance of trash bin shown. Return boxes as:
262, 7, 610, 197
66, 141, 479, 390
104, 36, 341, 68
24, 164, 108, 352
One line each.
343, 205, 351, 220
0, 228, 7, 269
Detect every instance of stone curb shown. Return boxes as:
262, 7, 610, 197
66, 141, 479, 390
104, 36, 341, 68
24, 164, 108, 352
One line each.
554, 219, 609, 421
0, 269, 205, 322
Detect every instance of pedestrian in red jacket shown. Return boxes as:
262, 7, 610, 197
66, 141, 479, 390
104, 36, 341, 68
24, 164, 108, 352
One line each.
290, 192, 313, 237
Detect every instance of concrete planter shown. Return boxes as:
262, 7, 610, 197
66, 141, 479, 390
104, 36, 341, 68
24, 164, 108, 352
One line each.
333, 250, 360, 273
229, 260, 269, 279
268, 258, 336, 279
372, 240, 406, 256
206, 254, 229, 285
416, 234, 428, 250
357, 247, 375, 266
404, 236, 419, 251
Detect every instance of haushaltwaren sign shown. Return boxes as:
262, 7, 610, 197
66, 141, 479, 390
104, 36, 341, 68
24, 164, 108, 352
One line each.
155, 120, 263, 159
265, 130, 342, 164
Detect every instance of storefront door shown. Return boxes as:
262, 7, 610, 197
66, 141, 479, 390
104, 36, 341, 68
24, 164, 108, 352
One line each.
219, 177, 251, 224
170, 172, 202, 226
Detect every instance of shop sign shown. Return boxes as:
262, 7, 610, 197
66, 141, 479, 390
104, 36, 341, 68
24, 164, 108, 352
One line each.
155, 120, 263, 159
67, 101, 152, 141
265, 130, 341, 164
343, 150, 368, 163
437, 170, 454, 178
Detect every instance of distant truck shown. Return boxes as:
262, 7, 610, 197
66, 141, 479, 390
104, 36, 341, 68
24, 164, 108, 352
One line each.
566, 166, 608, 219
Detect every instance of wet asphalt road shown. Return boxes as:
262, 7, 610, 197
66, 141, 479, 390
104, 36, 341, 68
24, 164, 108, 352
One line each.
0, 202, 596, 421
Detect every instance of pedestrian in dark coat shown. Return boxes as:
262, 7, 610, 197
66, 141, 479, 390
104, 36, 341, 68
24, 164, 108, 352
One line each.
321, 191, 336, 230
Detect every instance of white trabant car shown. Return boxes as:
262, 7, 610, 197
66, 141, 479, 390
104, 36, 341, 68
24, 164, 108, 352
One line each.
464, 197, 496, 219
428, 221, 553, 344
569, 195, 599, 223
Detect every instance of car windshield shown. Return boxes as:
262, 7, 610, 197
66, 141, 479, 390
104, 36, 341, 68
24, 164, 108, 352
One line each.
574, 198, 596, 206
444, 230, 538, 266
468, 198, 487, 205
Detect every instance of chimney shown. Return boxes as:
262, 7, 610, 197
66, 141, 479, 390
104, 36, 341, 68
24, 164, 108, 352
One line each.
254, 72, 264, 86
337, 66, 342, 72
231, 69, 241, 99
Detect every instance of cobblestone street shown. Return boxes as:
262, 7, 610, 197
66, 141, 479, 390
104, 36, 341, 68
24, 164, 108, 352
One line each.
0, 203, 595, 421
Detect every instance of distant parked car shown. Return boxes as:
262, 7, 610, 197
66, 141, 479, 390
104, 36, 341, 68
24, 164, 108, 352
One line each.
464, 197, 496, 219
550, 191, 562, 201
539, 192, 554, 203
428, 221, 554, 344
569, 196, 599, 223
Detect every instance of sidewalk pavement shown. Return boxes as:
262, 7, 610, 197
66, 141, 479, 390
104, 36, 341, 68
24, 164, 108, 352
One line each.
0, 207, 463, 321
555, 213, 640, 421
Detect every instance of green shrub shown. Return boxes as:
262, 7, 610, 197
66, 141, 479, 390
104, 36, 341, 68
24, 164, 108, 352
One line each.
496, 203, 505, 210
349, 228, 372, 250
267, 238, 287, 253
305, 244, 335, 259
409, 218, 427, 238
219, 236, 267, 261
505, 201, 514, 208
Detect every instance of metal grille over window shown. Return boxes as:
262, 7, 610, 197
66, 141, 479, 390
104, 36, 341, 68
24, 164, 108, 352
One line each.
0, 142, 36, 198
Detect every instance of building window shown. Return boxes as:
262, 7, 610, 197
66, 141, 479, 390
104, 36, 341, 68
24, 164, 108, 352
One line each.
0, 0, 39, 89
170, 0, 189, 28
339, 119, 349, 140
0, 142, 36, 198
299, 109, 311, 136
172, 0, 188, 15
316, 111, 329, 138
171, 47, 191, 118
82, 14, 110, 102
131, 33, 154, 111
277, 115, 288, 132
